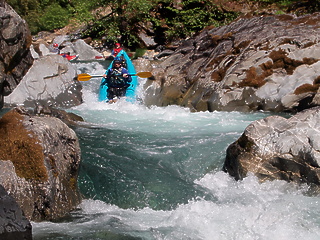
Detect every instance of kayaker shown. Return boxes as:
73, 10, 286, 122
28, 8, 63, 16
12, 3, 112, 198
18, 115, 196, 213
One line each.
61, 52, 71, 58
107, 43, 123, 59
51, 43, 60, 54
102, 59, 132, 103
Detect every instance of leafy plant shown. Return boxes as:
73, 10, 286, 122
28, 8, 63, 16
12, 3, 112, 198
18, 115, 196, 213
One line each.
6, 0, 320, 46
133, 48, 147, 59
39, 4, 70, 31
160, 0, 238, 42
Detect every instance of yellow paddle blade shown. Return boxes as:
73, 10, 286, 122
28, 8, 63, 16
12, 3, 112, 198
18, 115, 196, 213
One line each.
77, 73, 94, 81
135, 72, 153, 78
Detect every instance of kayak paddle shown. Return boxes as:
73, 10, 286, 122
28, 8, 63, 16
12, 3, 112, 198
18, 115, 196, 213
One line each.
77, 72, 153, 81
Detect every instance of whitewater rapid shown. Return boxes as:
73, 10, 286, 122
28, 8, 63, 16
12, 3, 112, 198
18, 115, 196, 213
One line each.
31, 60, 320, 240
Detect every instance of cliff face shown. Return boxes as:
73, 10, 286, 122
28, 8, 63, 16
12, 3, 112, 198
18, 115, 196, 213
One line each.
0, 0, 34, 109
145, 13, 320, 113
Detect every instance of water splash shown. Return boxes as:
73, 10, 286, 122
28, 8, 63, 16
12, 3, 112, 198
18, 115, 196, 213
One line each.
33, 173, 320, 240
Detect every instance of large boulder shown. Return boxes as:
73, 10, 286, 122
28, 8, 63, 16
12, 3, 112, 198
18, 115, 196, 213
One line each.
145, 13, 320, 113
0, 184, 32, 240
0, 0, 34, 109
4, 54, 82, 108
223, 107, 320, 186
0, 107, 82, 221
31, 38, 103, 60
72, 39, 103, 60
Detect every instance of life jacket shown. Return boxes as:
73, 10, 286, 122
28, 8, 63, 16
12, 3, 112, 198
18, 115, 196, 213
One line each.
106, 67, 128, 87
112, 48, 123, 56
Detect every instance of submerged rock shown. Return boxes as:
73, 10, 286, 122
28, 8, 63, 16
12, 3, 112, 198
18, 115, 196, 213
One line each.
0, 107, 82, 221
223, 107, 320, 186
146, 13, 320, 113
33, 105, 84, 127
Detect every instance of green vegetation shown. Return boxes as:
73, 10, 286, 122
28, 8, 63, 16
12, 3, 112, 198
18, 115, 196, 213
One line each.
39, 3, 70, 31
6, 0, 320, 48
160, 0, 238, 41
133, 48, 147, 59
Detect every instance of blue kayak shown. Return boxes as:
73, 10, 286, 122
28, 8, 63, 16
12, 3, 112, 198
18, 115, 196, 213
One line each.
98, 50, 138, 102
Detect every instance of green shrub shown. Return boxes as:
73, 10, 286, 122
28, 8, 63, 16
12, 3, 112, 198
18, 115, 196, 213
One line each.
133, 48, 147, 59
39, 4, 70, 31
158, 0, 238, 42
6, 0, 320, 47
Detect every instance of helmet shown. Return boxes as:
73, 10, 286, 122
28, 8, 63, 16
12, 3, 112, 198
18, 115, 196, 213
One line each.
53, 43, 58, 47
114, 60, 122, 64
115, 43, 121, 47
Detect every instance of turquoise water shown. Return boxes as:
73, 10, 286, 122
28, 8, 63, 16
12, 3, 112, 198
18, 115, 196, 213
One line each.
31, 100, 320, 239
75, 106, 262, 211
14, 61, 320, 239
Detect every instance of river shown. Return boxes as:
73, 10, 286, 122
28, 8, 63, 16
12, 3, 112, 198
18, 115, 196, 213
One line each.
26, 60, 320, 239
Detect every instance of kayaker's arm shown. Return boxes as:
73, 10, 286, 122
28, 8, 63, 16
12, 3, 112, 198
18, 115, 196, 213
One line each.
122, 69, 132, 83
102, 69, 111, 79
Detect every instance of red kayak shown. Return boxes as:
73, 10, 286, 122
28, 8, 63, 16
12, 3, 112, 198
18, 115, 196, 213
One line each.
60, 53, 79, 61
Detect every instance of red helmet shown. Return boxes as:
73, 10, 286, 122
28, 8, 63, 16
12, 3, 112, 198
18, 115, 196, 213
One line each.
115, 43, 121, 47
53, 43, 58, 47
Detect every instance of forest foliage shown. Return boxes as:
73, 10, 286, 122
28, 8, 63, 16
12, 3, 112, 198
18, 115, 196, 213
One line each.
6, 0, 320, 48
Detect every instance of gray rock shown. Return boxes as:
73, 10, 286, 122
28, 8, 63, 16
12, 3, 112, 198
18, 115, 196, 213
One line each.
0, 184, 32, 240
53, 35, 71, 46
155, 49, 175, 59
33, 105, 84, 127
4, 54, 82, 108
223, 107, 320, 186
138, 31, 157, 48
0, 107, 82, 221
73, 39, 102, 60
0, 0, 34, 109
32, 38, 103, 60
30, 45, 40, 59
145, 13, 320, 113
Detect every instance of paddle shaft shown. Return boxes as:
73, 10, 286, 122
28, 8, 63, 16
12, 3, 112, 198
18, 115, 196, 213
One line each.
77, 72, 152, 81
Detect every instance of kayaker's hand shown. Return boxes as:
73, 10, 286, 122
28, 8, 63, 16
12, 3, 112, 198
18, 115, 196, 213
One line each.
123, 73, 128, 78
103, 74, 107, 78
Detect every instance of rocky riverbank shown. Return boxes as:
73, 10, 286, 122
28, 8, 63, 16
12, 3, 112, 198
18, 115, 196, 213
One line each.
0, 1, 84, 238
144, 13, 320, 113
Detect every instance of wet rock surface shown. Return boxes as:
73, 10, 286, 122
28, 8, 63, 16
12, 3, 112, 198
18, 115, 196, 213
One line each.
224, 107, 320, 186
0, 184, 32, 240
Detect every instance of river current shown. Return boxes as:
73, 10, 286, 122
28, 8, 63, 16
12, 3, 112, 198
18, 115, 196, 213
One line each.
23, 60, 320, 239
